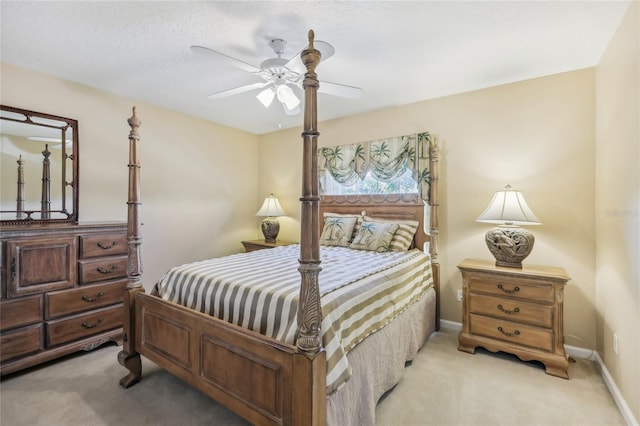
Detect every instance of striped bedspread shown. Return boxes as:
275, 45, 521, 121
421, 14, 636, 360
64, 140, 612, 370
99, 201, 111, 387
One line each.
154, 244, 434, 394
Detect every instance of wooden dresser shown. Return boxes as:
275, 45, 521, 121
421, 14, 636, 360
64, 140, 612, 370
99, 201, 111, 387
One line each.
1, 222, 127, 375
457, 258, 571, 378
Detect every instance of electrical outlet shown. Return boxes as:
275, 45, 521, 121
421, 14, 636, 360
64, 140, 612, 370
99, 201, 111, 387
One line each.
613, 333, 619, 354
457, 289, 463, 302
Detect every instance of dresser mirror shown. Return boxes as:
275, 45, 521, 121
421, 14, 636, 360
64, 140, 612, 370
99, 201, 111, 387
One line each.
0, 105, 79, 224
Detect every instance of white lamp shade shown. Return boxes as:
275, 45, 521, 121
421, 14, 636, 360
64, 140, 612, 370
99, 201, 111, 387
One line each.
256, 87, 275, 108
476, 185, 541, 225
255, 194, 286, 217
276, 84, 301, 110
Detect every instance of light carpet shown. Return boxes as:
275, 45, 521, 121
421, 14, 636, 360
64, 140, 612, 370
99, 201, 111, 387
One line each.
0, 329, 625, 426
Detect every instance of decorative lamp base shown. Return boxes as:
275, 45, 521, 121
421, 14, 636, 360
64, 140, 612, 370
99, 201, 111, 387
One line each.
484, 225, 535, 268
261, 217, 280, 243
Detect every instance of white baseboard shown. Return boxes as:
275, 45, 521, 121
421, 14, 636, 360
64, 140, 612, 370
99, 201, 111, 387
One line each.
438, 319, 638, 426
593, 351, 639, 426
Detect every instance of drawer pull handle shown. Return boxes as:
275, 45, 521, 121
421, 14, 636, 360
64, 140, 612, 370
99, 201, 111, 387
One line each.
97, 241, 117, 250
82, 292, 105, 302
497, 284, 520, 294
497, 326, 520, 337
497, 304, 520, 315
97, 265, 118, 274
81, 317, 104, 329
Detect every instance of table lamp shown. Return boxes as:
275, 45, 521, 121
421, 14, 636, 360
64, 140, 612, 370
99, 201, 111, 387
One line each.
255, 193, 286, 243
476, 185, 541, 268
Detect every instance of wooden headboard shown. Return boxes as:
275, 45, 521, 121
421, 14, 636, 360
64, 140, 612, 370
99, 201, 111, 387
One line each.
319, 194, 428, 250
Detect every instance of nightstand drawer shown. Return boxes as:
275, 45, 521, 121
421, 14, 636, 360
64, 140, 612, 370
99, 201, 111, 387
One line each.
46, 304, 123, 347
78, 256, 128, 285
468, 276, 554, 303
45, 279, 127, 319
469, 293, 553, 328
469, 314, 553, 352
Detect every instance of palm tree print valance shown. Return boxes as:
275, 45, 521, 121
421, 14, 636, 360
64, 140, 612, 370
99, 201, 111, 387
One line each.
319, 132, 434, 202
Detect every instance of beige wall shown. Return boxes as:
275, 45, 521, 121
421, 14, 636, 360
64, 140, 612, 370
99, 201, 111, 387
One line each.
595, 1, 640, 421
1, 63, 260, 287
259, 69, 598, 352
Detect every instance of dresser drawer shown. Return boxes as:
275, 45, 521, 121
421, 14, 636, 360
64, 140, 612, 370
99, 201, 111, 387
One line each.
46, 304, 123, 347
1, 324, 43, 362
78, 256, 128, 285
469, 293, 553, 328
468, 275, 554, 303
80, 234, 128, 259
469, 314, 554, 352
0, 295, 42, 331
45, 280, 127, 319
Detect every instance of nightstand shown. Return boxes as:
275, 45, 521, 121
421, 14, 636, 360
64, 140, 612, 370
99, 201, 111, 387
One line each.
241, 239, 294, 252
457, 258, 571, 378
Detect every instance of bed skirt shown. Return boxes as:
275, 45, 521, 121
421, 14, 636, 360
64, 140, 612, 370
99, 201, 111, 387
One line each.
327, 286, 436, 426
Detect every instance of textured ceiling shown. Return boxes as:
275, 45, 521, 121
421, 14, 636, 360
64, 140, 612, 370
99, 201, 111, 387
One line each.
0, 1, 631, 135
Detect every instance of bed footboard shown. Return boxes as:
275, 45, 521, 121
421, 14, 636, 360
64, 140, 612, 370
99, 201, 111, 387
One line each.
133, 292, 326, 426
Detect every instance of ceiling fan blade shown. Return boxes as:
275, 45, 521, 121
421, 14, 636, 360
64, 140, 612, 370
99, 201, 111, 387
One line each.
284, 40, 336, 75
191, 45, 261, 73
318, 81, 363, 100
207, 81, 270, 99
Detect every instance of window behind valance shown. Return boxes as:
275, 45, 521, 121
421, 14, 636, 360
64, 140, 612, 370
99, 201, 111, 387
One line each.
319, 132, 434, 202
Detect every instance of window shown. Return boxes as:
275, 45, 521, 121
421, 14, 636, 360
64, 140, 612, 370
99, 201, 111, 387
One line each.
320, 167, 418, 195
318, 132, 434, 202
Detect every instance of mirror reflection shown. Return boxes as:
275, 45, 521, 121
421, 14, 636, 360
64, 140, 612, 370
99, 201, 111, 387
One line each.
0, 106, 78, 224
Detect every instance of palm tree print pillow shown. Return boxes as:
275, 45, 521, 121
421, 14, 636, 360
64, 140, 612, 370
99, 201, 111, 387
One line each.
320, 217, 358, 247
349, 221, 399, 252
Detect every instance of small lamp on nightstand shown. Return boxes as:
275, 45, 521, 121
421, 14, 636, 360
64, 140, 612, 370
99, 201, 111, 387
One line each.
255, 193, 287, 243
476, 185, 541, 268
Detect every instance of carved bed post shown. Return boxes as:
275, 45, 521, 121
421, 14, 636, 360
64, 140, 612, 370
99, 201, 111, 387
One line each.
16, 155, 25, 219
118, 106, 144, 388
297, 30, 323, 355
429, 138, 441, 330
294, 30, 326, 426
40, 144, 51, 219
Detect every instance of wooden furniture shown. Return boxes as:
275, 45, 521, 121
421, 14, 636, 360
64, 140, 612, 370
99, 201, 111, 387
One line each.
457, 258, 570, 378
1, 222, 127, 375
118, 30, 440, 426
242, 239, 294, 252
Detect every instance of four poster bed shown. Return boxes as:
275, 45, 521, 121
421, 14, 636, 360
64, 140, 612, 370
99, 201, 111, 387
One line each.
118, 30, 440, 426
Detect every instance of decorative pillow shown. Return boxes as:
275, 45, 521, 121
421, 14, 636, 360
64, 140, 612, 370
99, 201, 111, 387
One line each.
349, 221, 399, 252
364, 215, 419, 251
320, 216, 358, 247
323, 211, 365, 242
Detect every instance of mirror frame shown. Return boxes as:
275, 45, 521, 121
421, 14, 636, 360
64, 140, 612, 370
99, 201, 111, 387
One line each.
1, 105, 79, 225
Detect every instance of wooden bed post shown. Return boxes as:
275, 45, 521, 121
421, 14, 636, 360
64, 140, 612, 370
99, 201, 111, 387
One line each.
118, 106, 145, 388
297, 30, 323, 355
295, 30, 326, 426
429, 138, 441, 330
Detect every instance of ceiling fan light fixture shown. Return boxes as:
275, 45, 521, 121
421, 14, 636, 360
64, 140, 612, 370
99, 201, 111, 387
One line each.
256, 87, 275, 108
276, 84, 300, 110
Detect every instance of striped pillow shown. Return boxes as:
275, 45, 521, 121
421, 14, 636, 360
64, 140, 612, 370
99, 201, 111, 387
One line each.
363, 215, 419, 251
323, 212, 365, 242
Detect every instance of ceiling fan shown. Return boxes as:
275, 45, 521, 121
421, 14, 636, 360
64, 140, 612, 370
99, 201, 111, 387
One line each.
191, 38, 363, 116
